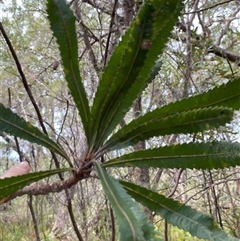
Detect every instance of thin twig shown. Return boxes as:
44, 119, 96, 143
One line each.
28, 195, 41, 241
73, 0, 100, 73
184, 0, 234, 14
0, 22, 47, 135
104, 0, 118, 67
67, 193, 84, 241
209, 170, 224, 229
110, 207, 115, 241
168, 169, 184, 198
0, 22, 73, 170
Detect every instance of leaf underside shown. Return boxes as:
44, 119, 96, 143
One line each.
120, 181, 239, 241
94, 162, 161, 241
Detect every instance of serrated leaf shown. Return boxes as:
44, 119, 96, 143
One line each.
0, 168, 70, 200
120, 181, 239, 241
47, 0, 91, 143
115, 77, 240, 141
102, 107, 233, 152
103, 141, 240, 169
90, 0, 183, 150
210, 77, 240, 109
94, 162, 161, 241
0, 104, 69, 160
168, 77, 240, 112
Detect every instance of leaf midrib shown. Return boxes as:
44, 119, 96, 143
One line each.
0, 117, 64, 155
105, 110, 231, 150
96, 164, 137, 241
55, 2, 90, 130
123, 185, 226, 241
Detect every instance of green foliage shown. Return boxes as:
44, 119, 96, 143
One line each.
0, 103, 69, 160
120, 181, 239, 241
90, 0, 182, 150
95, 162, 162, 241
47, 0, 91, 144
103, 141, 240, 169
0, 0, 239, 240
0, 168, 70, 200
102, 107, 233, 152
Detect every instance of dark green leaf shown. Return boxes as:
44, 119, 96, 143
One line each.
0, 168, 70, 200
0, 104, 69, 160
102, 107, 233, 152
90, 0, 183, 149
103, 141, 240, 169
121, 181, 239, 241
168, 77, 240, 112
94, 162, 162, 241
47, 0, 91, 143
